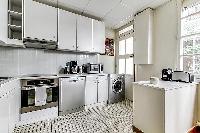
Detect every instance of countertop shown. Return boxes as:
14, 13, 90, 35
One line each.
0, 73, 108, 86
133, 80, 197, 91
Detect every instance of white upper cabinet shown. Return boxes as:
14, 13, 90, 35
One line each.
58, 9, 77, 50
0, 0, 8, 44
134, 8, 153, 64
24, 0, 57, 41
77, 15, 93, 52
93, 20, 105, 54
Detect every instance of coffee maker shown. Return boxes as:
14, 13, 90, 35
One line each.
64, 61, 78, 74
161, 68, 173, 81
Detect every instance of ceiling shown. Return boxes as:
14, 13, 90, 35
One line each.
58, 0, 170, 29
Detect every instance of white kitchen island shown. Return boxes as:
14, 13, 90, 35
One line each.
133, 81, 198, 133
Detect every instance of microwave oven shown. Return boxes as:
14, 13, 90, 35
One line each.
86, 63, 103, 74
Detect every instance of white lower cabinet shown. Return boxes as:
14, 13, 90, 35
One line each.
85, 75, 108, 106
0, 95, 9, 133
97, 75, 108, 103
0, 79, 20, 133
85, 76, 98, 106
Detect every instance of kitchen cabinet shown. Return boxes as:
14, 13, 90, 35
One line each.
134, 8, 153, 64
85, 75, 98, 106
0, 79, 20, 133
58, 9, 77, 50
85, 74, 108, 106
133, 81, 197, 133
0, 0, 23, 46
0, 95, 9, 133
97, 75, 108, 103
125, 75, 134, 101
0, 0, 8, 45
59, 77, 85, 115
24, 0, 57, 42
92, 20, 105, 54
77, 15, 93, 52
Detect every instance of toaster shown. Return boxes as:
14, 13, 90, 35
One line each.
172, 71, 194, 83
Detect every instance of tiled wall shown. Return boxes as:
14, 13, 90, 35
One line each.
0, 47, 97, 77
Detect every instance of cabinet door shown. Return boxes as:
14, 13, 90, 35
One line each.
58, 9, 77, 50
0, 95, 9, 133
0, 0, 8, 44
24, 0, 57, 41
97, 75, 108, 103
8, 89, 16, 133
85, 76, 98, 106
134, 8, 153, 64
93, 20, 105, 54
59, 77, 85, 114
77, 15, 93, 52
125, 75, 134, 101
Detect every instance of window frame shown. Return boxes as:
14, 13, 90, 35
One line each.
180, 2, 200, 74
116, 33, 134, 75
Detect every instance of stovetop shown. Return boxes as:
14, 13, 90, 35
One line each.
0, 77, 12, 84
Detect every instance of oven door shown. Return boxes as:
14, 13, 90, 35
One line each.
21, 89, 35, 107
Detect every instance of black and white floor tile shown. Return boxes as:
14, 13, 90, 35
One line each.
14, 101, 133, 133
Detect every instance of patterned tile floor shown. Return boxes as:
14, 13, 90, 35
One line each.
14, 101, 133, 133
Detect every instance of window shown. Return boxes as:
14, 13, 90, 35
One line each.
118, 37, 134, 75
180, 3, 200, 74
119, 25, 133, 36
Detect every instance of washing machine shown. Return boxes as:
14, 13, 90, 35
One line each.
108, 74, 125, 104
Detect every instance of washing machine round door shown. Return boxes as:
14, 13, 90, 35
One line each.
112, 79, 123, 94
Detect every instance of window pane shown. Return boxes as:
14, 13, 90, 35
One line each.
194, 55, 200, 74
119, 59, 125, 74
126, 58, 133, 75
119, 25, 133, 35
119, 40, 125, 55
181, 13, 200, 36
182, 38, 193, 55
183, 56, 193, 72
126, 37, 133, 54
194, 36, 200, 54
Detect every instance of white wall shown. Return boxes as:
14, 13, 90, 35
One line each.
0, 47, 97, 77
98, 27, 116, 74
136, 0, 179, 81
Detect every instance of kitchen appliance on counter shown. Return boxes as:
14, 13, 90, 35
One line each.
21, 77, 59, 113
86, 63, 104, 74
108, 74, 125, 104
161, 68, 173, 81
172, 71, 194, 83
64, 61, 78, 74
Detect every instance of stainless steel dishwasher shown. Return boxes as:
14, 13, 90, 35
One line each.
59, 76, 85, 115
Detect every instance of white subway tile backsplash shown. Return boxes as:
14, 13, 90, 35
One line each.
0, 47, 97, 77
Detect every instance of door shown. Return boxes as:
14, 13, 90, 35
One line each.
85, 76, 98, 106
0, 0, 8, 44
24, 0, 57, 41
58, 9, 77, 50
59, 77, 85, 114
97, 75, 108, 103
93, 20, 105, 53
0, 95, 9, 133
77, 15, 92, 52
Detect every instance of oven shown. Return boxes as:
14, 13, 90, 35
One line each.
21, 77, 59, 113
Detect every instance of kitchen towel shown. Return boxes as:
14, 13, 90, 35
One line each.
35, 87, 47, 106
